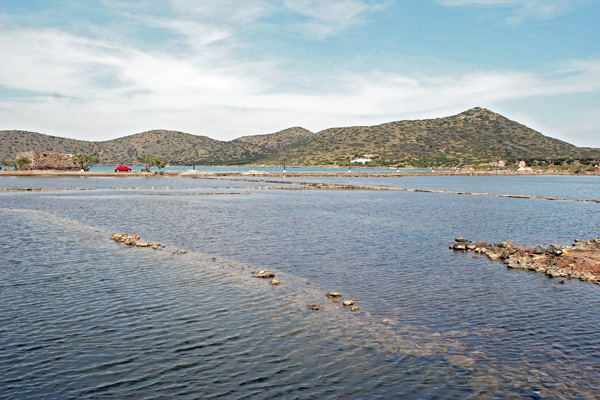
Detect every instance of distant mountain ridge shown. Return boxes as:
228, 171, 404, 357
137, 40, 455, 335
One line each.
1, 108, 599, 167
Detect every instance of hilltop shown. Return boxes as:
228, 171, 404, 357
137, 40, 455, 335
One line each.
1, 108, 599, 167
263, 107, 600, 167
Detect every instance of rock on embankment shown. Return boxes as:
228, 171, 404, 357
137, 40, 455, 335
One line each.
451, 237, 600, 285
110, 233, 163, 249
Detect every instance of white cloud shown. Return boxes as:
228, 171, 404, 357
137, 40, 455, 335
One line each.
438, 0, 579, 23
0, 3, 599, 147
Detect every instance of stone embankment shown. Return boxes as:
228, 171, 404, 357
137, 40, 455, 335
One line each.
451, 237, 600, 284
252, 271, 358, 311
112, 233, 360, 313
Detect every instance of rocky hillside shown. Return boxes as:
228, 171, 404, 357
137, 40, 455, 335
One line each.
227, 127, 314, 164
96, 130, 234, 165
0, 130, 96, 159
262, 107, 600, 166
1, 108, 599, 167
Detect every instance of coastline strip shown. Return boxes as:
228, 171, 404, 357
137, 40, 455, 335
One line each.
2, 178, 599, 203
229, 178, 600, 203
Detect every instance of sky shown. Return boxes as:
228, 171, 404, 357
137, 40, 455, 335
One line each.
0, 0, 599, 147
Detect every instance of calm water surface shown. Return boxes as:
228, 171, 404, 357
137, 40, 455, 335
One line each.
1, 175, 600, 399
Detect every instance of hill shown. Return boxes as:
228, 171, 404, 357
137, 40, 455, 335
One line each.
1, 108, 599, 167
260, 107, 600, 166
97, 130, 231, 165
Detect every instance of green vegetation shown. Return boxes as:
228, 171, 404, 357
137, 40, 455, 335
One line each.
1, 158, 14, 169
15, 157, 31, 170
203, 155, 267, 166
0, 156, 33, 170
140, 154, 166, 172
72, 153, 100, 171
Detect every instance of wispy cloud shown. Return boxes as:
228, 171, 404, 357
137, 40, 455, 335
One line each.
1, 20, 598, 142
282, 0, 389, 38
438, 0, 579, 23
166, 0, 273, 24
329, 59, 600, 120
0, 0, 598, 147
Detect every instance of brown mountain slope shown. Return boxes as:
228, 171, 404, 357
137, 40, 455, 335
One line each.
232, 127, 314, 153
98, 130, 233, 165
0, 130, 96, 160
263, 107, 600, 166
1, 108, 598, 167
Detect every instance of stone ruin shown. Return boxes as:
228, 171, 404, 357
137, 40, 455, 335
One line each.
16, 151, 79, 171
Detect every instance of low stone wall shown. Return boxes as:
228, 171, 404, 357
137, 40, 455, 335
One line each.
17, 151, 79, 170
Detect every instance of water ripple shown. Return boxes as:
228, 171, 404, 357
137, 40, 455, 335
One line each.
2, 178, 600, 398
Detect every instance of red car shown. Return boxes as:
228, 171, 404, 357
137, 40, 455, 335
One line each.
114, 165, 132, 172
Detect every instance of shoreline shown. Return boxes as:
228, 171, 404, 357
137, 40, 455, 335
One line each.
1, 168, 597, 178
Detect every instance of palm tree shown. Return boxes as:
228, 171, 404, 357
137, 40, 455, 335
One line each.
72, 153, 100, 171
140, 154, 166, 172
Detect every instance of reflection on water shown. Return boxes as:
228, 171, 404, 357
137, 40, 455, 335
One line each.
1, 175, 600, 398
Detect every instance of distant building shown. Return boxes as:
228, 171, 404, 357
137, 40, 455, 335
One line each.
517, 160, 532, 172
16, 151, 79, 170
350, 157, 372, 164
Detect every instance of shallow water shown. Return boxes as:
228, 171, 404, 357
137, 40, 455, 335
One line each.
1, 175, 600, 398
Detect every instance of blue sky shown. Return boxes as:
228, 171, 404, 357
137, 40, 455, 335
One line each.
0, 0, 598, 147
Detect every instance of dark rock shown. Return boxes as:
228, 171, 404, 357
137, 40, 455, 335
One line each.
546, 269, 560, 278
455, 237, 470, 243
534, 245, 549, 254
253, 270, 275, 278
452, 243, 467, 251
326, 292, 342, 299
549, 245, 563, 256
484, 249, 500, 261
